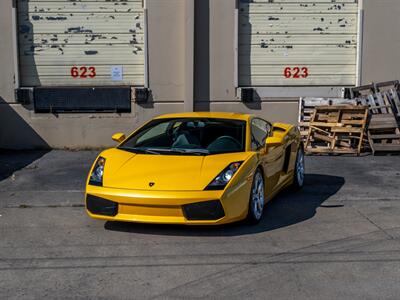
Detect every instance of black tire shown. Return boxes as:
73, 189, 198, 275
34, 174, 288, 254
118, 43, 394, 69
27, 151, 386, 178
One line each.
246, 169, 265, 224
292, 147, 305, 190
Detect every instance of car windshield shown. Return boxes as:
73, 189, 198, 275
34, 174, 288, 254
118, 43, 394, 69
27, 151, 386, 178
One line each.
119, 118, 246, 155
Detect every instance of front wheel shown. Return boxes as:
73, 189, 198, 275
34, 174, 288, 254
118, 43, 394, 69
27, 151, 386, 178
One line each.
292, 147, 305, 190
246, 169, 265, 224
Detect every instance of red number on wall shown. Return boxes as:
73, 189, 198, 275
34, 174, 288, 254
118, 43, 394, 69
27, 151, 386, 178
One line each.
70, 66, 96, 79
79, 66, 88, 78
88, 67, 96, 78
301, 67, 309, 78
284, 67, 291, 78
70, 67, 79, 78
293, 67, 301, 78
283, 67, 309, 79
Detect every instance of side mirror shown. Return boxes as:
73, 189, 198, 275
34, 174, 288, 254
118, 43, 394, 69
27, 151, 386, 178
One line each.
112, 133, 126, 143
265, 136, 282, 148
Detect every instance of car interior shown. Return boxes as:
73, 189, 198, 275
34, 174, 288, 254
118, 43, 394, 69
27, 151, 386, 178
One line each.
126, 119, 246, 154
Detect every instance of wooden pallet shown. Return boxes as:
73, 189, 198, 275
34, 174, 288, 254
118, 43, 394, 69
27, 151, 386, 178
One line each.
357, 91, 399, 115
367, 114, 400, 154
298, 98, 357, 142
350, 80, 398, 97
305, 106, 368, 156
352, 81, 400, 117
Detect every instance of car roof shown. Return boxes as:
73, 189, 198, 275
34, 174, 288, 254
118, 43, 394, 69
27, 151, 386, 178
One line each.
154, 112, 252, 121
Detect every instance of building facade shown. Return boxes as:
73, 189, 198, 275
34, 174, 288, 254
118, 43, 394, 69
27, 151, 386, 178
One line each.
1, 0, 399, 149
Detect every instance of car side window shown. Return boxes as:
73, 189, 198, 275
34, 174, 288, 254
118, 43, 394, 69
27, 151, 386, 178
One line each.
251, 118, 272, 150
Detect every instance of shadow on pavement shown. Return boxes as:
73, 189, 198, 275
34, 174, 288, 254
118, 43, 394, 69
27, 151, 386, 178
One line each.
105, 173, 345, 236
0, 150, 50, 182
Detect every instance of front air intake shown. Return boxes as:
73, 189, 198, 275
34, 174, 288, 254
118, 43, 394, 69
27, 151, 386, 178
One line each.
182, 200, 225, 221
86, 194, 118, 216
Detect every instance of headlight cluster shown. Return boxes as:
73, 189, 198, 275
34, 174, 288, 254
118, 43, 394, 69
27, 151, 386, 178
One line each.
89, 157, 106, 186
205, 161, 243, 190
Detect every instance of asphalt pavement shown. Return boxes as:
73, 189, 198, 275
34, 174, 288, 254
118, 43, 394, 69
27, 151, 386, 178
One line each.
0, 150, 400, 299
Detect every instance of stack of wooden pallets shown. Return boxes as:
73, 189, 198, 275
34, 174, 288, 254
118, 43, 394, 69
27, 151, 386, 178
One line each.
300, 81, 400, 155
304, 105, 369, 156
351, 81, 400, 154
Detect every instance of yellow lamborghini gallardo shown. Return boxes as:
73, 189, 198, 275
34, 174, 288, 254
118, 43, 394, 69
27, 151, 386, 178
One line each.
85, 112, 304, 225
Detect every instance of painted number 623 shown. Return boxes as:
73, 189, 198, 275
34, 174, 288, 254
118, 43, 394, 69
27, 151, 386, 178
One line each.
70, 66, 96, 78
284, 67, 309, 79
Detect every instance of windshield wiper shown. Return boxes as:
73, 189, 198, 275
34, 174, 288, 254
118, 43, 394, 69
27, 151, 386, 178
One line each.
119, 147, 161, 155
120, 147, 209, 155
170, 148, 209, 155
143, 148, 209, 155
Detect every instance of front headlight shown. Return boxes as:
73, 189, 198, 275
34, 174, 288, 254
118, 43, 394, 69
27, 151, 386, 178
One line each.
89, 157, 106, 186
205, 161, 243, 190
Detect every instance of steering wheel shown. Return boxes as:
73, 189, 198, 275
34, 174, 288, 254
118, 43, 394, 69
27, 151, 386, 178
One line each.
207, 136, 242, 152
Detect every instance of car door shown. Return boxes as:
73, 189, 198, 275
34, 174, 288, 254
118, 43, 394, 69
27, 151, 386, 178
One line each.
251, 118, 283, 200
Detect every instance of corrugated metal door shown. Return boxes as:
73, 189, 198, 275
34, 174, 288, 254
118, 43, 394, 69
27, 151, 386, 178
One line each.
17, 0, 145, 86
239, 0, 359, 87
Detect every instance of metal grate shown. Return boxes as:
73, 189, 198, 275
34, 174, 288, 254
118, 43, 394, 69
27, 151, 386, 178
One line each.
34, 86, 131, 113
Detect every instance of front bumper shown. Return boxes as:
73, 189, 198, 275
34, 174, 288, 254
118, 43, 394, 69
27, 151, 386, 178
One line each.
85, 183, 250, 225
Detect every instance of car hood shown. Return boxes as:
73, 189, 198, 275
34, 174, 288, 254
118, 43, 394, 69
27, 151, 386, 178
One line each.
100, 148, 250, 191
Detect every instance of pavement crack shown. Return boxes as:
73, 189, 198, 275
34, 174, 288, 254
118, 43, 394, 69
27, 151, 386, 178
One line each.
352, 206, 395, 240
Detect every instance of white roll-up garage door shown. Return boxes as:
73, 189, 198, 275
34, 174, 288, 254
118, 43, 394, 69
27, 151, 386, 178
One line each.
17, 0, 145, 87
239, 0, 359, 87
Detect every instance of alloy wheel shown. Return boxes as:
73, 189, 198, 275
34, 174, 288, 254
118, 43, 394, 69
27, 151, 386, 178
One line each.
251, 171, 265, 220
296, 149, 305, 187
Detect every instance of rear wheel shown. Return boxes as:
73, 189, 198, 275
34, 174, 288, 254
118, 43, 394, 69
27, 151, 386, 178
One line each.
292, 147, 305, 190
246, 169, 265, 224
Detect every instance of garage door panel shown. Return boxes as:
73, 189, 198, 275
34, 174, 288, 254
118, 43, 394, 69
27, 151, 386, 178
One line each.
239, 45, 357, 65
20, 45, 144, 65
19, 33, 145, 46
240, 14, 357, 35
18, 0, 142, 14
240, 56, 356, 65
241, 0, 357, 3
19, 43, 144, 53
239, 75, 356, 87
20, 75, 144, 86
18, 13, 144, 34
20, 65, 144, 76
240, 65, 356, 76
239, 44, 357, 55
239, 3, 358, 14
240, 34, 357, 46
238, 0, 359, 87
20, 56, 144, 66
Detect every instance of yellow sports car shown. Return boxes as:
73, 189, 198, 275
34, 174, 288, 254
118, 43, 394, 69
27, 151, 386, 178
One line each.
85, 112, 304, 225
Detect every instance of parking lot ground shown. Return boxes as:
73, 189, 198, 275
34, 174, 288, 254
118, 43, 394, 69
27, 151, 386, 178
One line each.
0, 150, 400, 299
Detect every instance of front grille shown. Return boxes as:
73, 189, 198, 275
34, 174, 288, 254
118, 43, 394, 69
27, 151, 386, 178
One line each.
86, 194, 118, 216
182, 200, 225, 221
